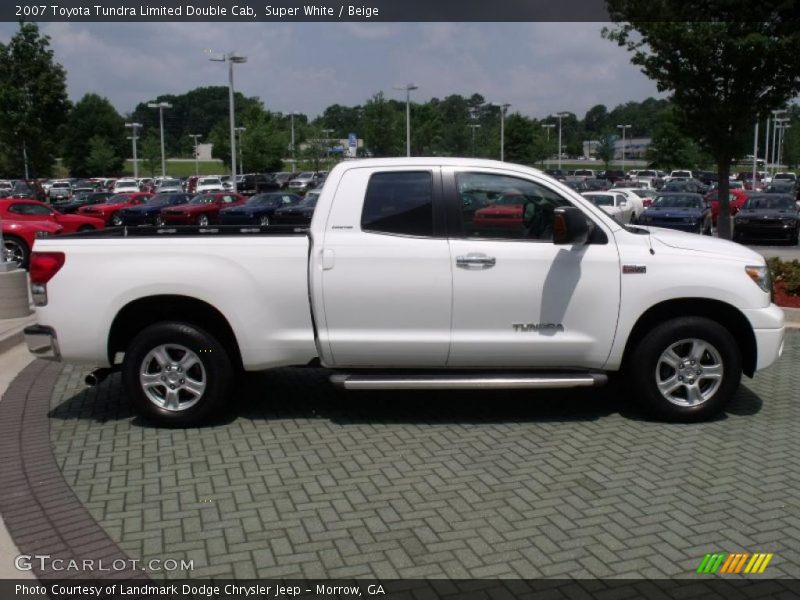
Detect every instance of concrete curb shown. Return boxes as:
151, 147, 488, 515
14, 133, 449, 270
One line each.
0, 314, 36, 356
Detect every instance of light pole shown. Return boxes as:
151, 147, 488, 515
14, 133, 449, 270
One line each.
771, 109, 787, 175
469, 124, 481, 157
550, 113, 569, 171
764, 117, 771, 175
616, 124, 632, 172
208, 50, 247, 193
752, 121, 759, 187
235, 127, 246, 175
394, 83, 418, 157
541, 123, 555, 165
146, 102, 172, 177
189, 134, 202, 176
322, 128, 334, 163
125, 122, 142, 179
498, 103, 510, 161
777, 122, 791, 169
288, 112, 298, 169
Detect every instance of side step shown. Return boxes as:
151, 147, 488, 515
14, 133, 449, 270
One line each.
330, 372, 607, 390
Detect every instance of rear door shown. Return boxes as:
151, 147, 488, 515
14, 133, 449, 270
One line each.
316, 167, 453, 367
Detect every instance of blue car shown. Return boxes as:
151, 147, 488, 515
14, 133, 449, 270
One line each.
638, 193, 712, 235
218, 193, 301, 226
119, 193, 192, 226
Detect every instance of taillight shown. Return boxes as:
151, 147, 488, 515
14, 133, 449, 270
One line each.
29, 252, 65, 284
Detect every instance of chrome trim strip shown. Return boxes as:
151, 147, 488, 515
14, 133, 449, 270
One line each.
332, 374, 602, 390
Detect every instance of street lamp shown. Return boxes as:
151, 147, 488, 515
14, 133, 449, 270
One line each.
541, 123, 555, 165
208, 50, 247, 193
125, 122, 142, 179
550, 113, 570, 171
616, 124, 632, 172
777, 121, 791, 169
146, 102, 172, 177
394, 83, 418, 157
322, 128, 334, 162
288, 112, 298, 169
235, 127, 246, 176
189, 134, 202, 176
499, 103, 511, 162
468, 124, 481, 157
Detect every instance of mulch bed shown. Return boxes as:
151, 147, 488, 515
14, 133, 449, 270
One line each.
774, 281, 800, 308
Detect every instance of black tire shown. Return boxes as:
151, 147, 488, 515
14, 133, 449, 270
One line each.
77, 224, 95, 232
3, 235, 29, 269
155, 215, 166, 227
628, 316, 742, 422
122, 322, 234, 426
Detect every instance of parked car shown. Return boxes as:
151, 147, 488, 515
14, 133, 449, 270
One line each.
0, 199, 105, 233
195, 177, 224, 193
733, 194, 799, 245
113, 179, 140, 194
582, 192, 637, 224
604, 188, 645, 221
53, 192, 114, 214
2, 219, 63, 269
25, 157, 785, 427
666, 169, 694, 182
662, 179, 707, 194
155, 179, 183, 194
47, 180, 73, 202
238, 174, 280, 196
638, 193, 712, 234
287, 172, 319, 193
71, 180, 95, 195
119, 193, 192, 226
271, 191, 319, 226
572, 169, 595, 179
273, 172, 297, 189
77, 192, 153, 226
772, 172, 796, 183
159, 192, 245, 226
471, 190, 527, 231
561, 178, 588, 192
0, 180, 15, 197
584, 178, 612, 192
10, 180, 46, 201
704, 189, 750, 225
219, 193, 301, 226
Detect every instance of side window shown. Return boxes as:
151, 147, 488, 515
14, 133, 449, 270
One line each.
456, 172, 571, 241
616, 194, 627, 206
361, 171, 433, 236
9, 203, 51, 216
222, 195, 235, 203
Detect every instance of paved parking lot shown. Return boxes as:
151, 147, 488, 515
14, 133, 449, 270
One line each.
2, 330, 784, 580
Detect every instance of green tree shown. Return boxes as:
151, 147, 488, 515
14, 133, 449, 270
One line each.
595, 133, 617, 171
86, 135, 119, 176
140, 132, 161, 177
584, 105, 609, 137
0, 22, 70, 178
363, 92, 401, 157
645, 108, 700, 170
604, 3, 800, 239
62, 94, 126, 177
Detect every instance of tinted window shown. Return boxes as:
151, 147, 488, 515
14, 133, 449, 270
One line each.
9, 203, 52, 216
361, 171, 433, 236
457, 172, 571, 241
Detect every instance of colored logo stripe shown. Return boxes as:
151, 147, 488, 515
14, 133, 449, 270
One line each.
697, 552, 773, 574
744, 553, 774, 574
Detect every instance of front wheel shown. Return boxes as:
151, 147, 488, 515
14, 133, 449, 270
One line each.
122, 322, 234, 426
110, 212, 123, 227
155, 215, 166, 227
3, 236, 29, 269
197, 214, 209, 227
627, 316, 742, 422
259, 215, 270, 226
77, 224, 95, 232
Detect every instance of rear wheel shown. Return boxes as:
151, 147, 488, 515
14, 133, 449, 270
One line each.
3, 236, 29, 269
197, 214, 209, 227
77, 224, 95, 232
155, 215, 166, 227
628, 316, 741, 422
259, 215, 270, 226
110, 212, 123, 227
122, 322, 234, 426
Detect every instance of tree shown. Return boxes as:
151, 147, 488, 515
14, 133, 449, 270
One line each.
140, 132, 161, 177
646, 108, 699, 170
595, 133, 617, 171
604, 3, 800, 239
0, 22, 70, 178
62, 94, 126, 177
86, 136, 119, 176
584, 105, 609, 137
362, 92, 401, 157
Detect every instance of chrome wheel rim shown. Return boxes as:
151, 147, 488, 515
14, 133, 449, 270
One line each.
156, 216, 165, 226
655, 338, 723, 407
3, 240, 24, 263
198, 215, 209, 226
111, 215, 122, 226
140, 344, 206, 412
259, 215, 270, 226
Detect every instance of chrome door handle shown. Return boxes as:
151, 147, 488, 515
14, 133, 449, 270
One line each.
456, 253, 496, 270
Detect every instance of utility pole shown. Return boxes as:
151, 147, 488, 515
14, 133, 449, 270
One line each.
147, 102, 172, 177
208, 50, 247, 193
125, 122, 142, 179
189, 134, 202, 176
394, 83, 418, 157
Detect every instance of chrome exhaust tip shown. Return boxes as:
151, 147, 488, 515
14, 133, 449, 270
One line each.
85, 368, 114, 387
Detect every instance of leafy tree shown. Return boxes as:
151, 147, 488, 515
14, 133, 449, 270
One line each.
584, 105, 609, 137
363, 92, 401, 157
604, 2, 800, 239
240, 108, 288, 173
595, 133, 617, 171
140, 132, 161, 177
0, 22, 70, 178
86, 135, 119, 175
62, 94, 126, 177
646, 108, 699, 170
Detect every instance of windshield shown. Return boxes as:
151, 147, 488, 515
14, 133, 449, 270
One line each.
672, 171, 691, 178
743, 197, 796, 210
144, 194, 175, 206
300, 195, 318, 207
632, 190, 652, 198
585, 194, 614, 207
298, 172, 314, 179
159, 179, 181, 187
52, 182, 70, 188
637, 171, 656, 177
116, 180, 137, 187
190, 194, 217, 204
654, 195, 703, 208
198, 178, 220, 186
105, 194, 131, 204
246, 194, 281, 206
774, 174, 796, 181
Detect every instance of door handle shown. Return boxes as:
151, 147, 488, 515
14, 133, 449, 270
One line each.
456, 253, 496, 270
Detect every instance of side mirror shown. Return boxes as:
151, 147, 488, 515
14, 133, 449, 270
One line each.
553, 206, 590, 245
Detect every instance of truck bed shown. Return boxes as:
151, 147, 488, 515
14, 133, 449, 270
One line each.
58, 224, 309, 239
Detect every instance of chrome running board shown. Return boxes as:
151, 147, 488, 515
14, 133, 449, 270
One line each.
330, 372, 607, 390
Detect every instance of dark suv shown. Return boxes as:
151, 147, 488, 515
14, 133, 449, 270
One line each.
238, 173, 279, 196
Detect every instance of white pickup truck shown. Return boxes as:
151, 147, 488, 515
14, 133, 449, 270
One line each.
25, 158, 785, 425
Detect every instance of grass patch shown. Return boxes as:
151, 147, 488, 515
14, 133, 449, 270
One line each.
123, 160, 225, 178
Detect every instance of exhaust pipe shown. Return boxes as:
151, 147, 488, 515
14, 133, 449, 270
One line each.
85, 367, 115, 386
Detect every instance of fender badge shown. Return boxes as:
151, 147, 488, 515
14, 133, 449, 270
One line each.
622, 265, 647, 274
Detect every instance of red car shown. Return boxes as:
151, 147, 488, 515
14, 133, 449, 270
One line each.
77, 192, 153, 226
159, 192, 246, 226
2, 219, 63, 269
472, 191, 526, 230
0, 199, 105, 233
704, 189, 749, 225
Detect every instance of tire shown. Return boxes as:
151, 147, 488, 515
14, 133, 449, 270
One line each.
122, 322, 234, 426
155, 215, 166, 227
3, 235, 29, 269
259, 215, 270, 226
197, 214, 209, 227
628, 316, 742, 422
110, 212, 123, 227
77, 224, 95, 232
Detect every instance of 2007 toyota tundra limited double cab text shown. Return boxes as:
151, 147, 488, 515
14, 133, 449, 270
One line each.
25, 158, 786, 425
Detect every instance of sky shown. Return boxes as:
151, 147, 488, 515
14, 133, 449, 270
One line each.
0, 22, 665, 120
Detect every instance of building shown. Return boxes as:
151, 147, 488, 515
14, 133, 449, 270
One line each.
583, 137, 652, 160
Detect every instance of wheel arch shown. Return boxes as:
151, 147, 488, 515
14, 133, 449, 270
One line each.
108, 295, 243, 371
621, 298, 757, 378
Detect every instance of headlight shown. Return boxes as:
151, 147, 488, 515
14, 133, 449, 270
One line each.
35, 231, 50, 239
745, 265, 771, 294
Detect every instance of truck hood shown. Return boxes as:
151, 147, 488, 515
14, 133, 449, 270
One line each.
646, 227, 764, 263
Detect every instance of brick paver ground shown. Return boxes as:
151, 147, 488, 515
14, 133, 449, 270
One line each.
32, 330, 800, 579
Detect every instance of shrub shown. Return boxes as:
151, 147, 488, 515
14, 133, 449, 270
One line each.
767, 257, 800, 296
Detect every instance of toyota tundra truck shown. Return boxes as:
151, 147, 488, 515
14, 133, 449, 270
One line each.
24, 158, 785, 425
